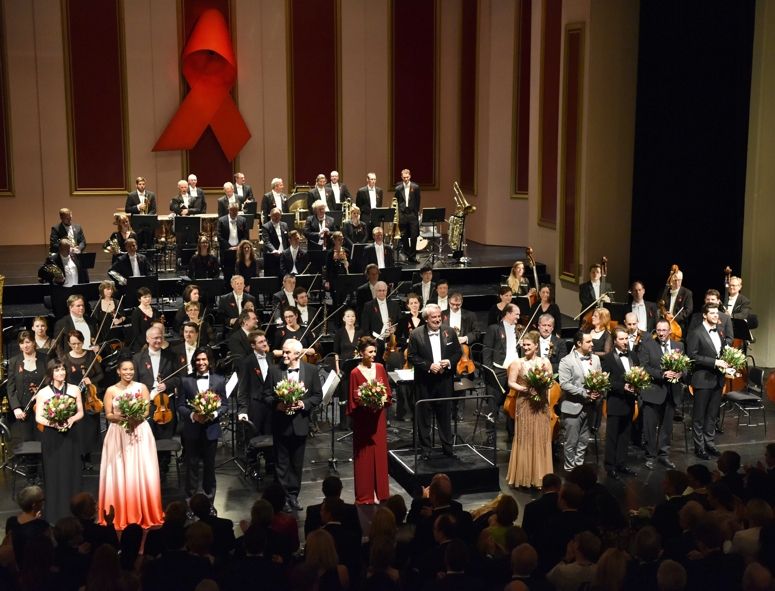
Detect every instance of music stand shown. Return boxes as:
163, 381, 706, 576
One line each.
281, 213, 297, 228
79, 252, 96, 271
124, 275, 160, 308
607, 302, 630, 324
174, 216, 201, 249
328, 210, 343, 229
242, 200, 257, 216
371, 207, 394, 229
419, 207, 446, 266
293, 273, 322, 294
338, 274, 368, 304
310, 368, 351, 472
350, 243, 368, 273
192, 278, 225, 307
241, 213, 255, 231
132, 214, 159, 250
732, 318, 754, 354
380, 266, 402, 289
307, 250, 326, 274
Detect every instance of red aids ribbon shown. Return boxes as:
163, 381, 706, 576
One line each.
153, 9, 250, 161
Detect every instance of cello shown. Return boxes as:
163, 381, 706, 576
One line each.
526, 247, 540, 308
723, 266, 749, 394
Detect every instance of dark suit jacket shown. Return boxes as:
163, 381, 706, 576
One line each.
408, 324, 462, 389
261, 221, 289, 254
360, 298, 402, 339
304, 215, 337, 249
394, 182, 421, 219
362, 243, 395, 268
265, 361, 322, 437
355, 185, 384, 223
578, 280, 613, 311
53, 315, 96, 354
50, 252, 89, 284
724, 293, 752, 320
304, 501, 360, 538
280, 247, 310, 276
236, 352, 273, 418
125, 191, 157, 214
177, 372, 226, 441
639, 337, 684, 405
217, 291, 256, 326
441, 308, 477, 345
217, 215, 249, 253
521, 492, 560, 545
109, 252, 151, 279
227, 328, 253, 359
307, 187, 334, 210
631, 300, 659, 332
688, 310, 734, 344
601, 348, 639, 416
169, 193, 206, 215
482, 322, 512, 370
325, 183, 351, 211
659, 286, 693, 326
132, 348, 181, 415
49, 223, 86, 253
217, 194, 245, 217
686, 323, 728, 389
355, 282, 378, 314
261, 191, 288, 218
411, 281, 437, 304
543, 334, 568, 373
235, 183, 254, 201
342, 221, 369, 251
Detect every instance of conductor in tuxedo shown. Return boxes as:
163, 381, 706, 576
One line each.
266, 339, 322, 510
600, 327, 639, 480
578, 263, 612, 312
178, 349, 225, 500
125, 176, 157, 215
237, 331, 273, 435
407, 304, 462, 460
355, 172, 383, 229
395, 169, 421, 262
639, 319, 684, 470
686, 304, 731, 460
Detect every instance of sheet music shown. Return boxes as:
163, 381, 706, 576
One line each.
394, 369, 414, 381
225, 373, 238, 399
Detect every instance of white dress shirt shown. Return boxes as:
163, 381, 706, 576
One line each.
62, 255, 78, 287
436, 296, 448, 311
229, 217, 239, 246
72, 316, 91, 345
272, 191, 283, 211
129, 254, 141, 277
632, 302, 647, 332
504, 321, 517, 361
254, 352, 268, 377
148, 349, 161, 381
273, 223, 284, 251
448, 309, 461, 332
331, 183, 341, 203
369, 188, 377, 208
428, 330, 442, 364
375, 243, 385, 268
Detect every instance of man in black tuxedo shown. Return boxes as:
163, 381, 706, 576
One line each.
53, 293, 96, 353
724, 275, 752, 321
536, 313, 567, 373
360, 281, 401, 359
442, 292, 477, 350
355, 172, 383, 229
261, 177, 288, 219
408, 304, 462, 459
307, 173, 334, 210
133, 326, 181, 472
237, 330, 273, 435
482, 303, 520, 440
601, 326, 639, 480
218, 275, 256, 333
303, 476, 360, 537
108, 238, 151, 280
227, 310, 258, 360
217, 203, 249, 284
216, 181, 244, 217
272, 274, 297, 309
261, 207, 288, 277
280, 230, 309, 276
687, 304, 731, 460
688, 289, 734, 341
49, 238, 89, 287
233, 172, 254, 204
521, 473, 562, 544
172, 322, 199, 375
49, 208, 86, 253
640, 319, 685, 470
659, 269, 693, 332
170, 178, 207, 215
325, 170, 351, 211
178, 349, 225, 500
355, 264, 381, 314
630, 280, 658, 333
395, 168, 421, 262
304, 200, 337, 250
265, 338, 322, 510
578, 263, 612, 313
412, 265, 436, 305
361, 226, 395, 269
125, 176, 157, 214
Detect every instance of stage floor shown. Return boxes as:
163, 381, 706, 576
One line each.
2, 390, 773, 541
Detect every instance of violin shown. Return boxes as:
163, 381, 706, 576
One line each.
526, 247, 540, 308
151, 363, 188, 425
383, 321, 399, 363
81, 345, 106, 414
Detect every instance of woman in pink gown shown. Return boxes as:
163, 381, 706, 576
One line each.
99, 359, 163, 530
347, 336, 392, 504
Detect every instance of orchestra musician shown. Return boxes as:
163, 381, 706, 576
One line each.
304, 200, 337, 250
181, 301, 215, 347
32, 316, 55, 353
483, 303, 520, 442
109, 237, 151, 280
262, 207, 289, 278
359, 281, 400, 360
237, 330, 274, 436
724, 275, 752, 321
125, 176, 157, 215
233, 172, 254, 204
629, 280, 658, 333
355, 172, 383, 230
218, 202, 249, 284
394, 293, 424, 422
308, 174, 334, 211
261, 178, 288, 219
280, 230, 309, 276
536, 313, 567, 373
188, 236, 221, 280
235, 239, 260, 286
53, 294, 96, 355
443, 292, 477, 349
342, 205, 369, 252
49, 208, 86, 254
412, 265, 437, 306
273, 275, 297, 310
174, 284, 201, 330
355, 264, 381, 314
395, 169, 421, 263
333, 309, 364, 428
106, 214, 137, 262
50, 238, 89, 287
506, 260, 532, 297
325, 231, 350, 307
579, 263, 612, 312
128, 287, 161, 353
528, 284, 563, 335
623, 312, 647, 352
659, 269, 693, 332
362, 227, 394, 270
218, 275, 256, 334
428, 279, 449, 312
65, 329, 104, 470
272, 306, 315, 359
589, 308, 613, 357
326, 171, 351, 211
172, 321, 200, 375
488, 286, 514, 327
292, 286, 318, 327
170, 179, 206, 216
7, 331, 47, 444
217, 182, 244, 217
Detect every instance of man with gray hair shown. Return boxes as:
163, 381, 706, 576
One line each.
261, 177, 288, 218
217, 181, 243, 217
308, 173, 333, 210
408, 303, 462, 460
325, 170, 351, 211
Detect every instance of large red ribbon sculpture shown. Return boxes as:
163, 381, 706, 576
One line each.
153, 9, 250, 161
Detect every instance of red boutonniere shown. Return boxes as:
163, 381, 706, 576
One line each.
71, 365, 76, 373
18, 366, 23, 373
230, 302, 236, 307
145, 362, 151, 370
443, 330, 449, 339
254, 367, 262, 377
501, 333, 505, 340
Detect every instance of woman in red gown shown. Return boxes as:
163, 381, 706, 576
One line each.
347, 336, 392, 504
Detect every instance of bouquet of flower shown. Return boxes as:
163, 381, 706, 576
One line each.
623, 366, 652, 392
114, 390, 149, 432
42, 392, 78, 431
357, 380, 390, 410
720, 346, 746, 377
524, 365, 556, 406
583, 370, 611, 396
275, 379, 306, 415
189, 390, 222, 421
660, 350, 692, 383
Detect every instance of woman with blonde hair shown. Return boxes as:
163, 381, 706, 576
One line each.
303, 529, 350, 590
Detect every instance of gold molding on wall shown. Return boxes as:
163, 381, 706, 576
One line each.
510, 0, 527, 200
0, 0, 15, 197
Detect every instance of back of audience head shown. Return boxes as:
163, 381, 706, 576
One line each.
321, 497, 345, 524
511, 543, 538, 576
679, 501, 705, 531
495, 494, 519, 527
369, 534, 396, 573
85, 544, 122, 590
434, 513, 458, 542
262, 482, 288, 513
505, 526, 529, 553
244, 524, 269, 557
745, 498, 773, 528
70, 491, 98, 520
189, 493, 214, 520
686, 464, 712, 489
657, 559, 687, 591
17, 485, 45, 513
717, 450, 741, 475
384, 494, 407, 524
708, 482, 735, 512
742, 562, 773, 591
322, 475, 344, 498
559, 482, 585, 511
542, 473, 562, 492
574, 531, 602, 563
663, 470, 689, 497
186, 521, 214, 557
305, 529, 339, 571
369, 507, 397, 540
594, 547, 629, 591
429, 476, 453, 507
163, 500, 189, 527
53, 516, 84, 548
250, 499, 274, 528
567, 464, 598, 490
693, 515, 724, 552
633, 525, 662, 562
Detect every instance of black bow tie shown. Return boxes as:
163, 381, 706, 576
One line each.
196, 374, 209, 379
428, 331, 440, 337
287, 368, 299, 373
580, 355, 591, 361
618, 351, 629, 358
709, 328, 717, 333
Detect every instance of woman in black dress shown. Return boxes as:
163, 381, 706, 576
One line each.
342, 206, 369, 250
235, 239, 260, 287
32, 316, 55, 353
35, 359, 84, 524
106, 214, 137, 263
507, 260, 531, 297
333, 308, 363, 428
93, 280, 126, 343
129, 287, 160, 352
65, 330, 104, 470
394, 293, 425, 421
188, 236, 221, 279
527, 284, 563, 335
7, 331, 47, 444
272, 306, 314, 359
4, 485, 50, 568
488, 286, 514, 326
325, 231, 350, 307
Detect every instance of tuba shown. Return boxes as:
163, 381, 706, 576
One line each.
448, 181, 476, 253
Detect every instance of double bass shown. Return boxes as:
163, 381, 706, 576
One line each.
657, 264, 683, 341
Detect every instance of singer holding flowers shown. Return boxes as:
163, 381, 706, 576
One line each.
347, 336, 392, 504
506, 331, 554, 489
99, 358, 163, 529
35, 359, 84, 523
178, 349, 225, 502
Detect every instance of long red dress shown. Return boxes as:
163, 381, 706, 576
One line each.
347, 364, 391, 504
